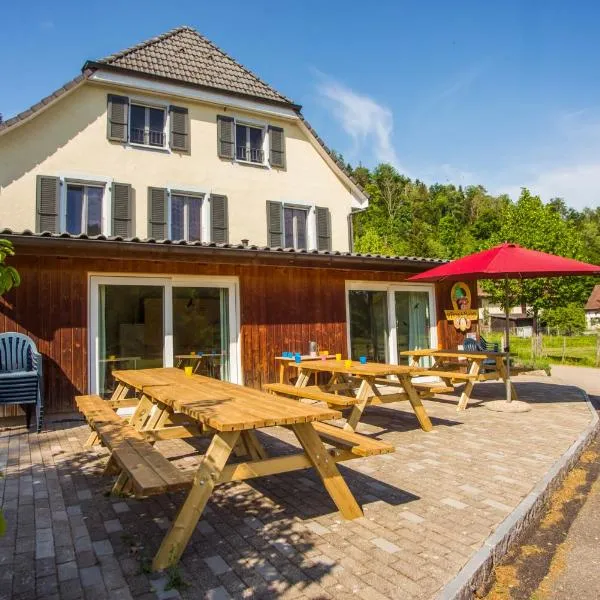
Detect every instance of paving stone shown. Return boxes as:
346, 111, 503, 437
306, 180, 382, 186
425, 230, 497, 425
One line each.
111, 502, 130, 514
441, 498, 468, 510
204, 555, 231, 576
483, 498, 513, 512
205, 587, 232, 600
80, 565, 104, 588
58, 561, 79, 582
92, 540, 114, 557
400, 511, 425, 524
371, 537, 402, 554
305, 522, 331, 535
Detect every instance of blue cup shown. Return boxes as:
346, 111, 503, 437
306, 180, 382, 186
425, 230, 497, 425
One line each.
359, 356, 367, 364
284, 351, 291, 358
294, 354, 302, 364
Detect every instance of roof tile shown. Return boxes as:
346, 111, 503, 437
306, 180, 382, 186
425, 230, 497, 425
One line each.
97, 26, 293, 105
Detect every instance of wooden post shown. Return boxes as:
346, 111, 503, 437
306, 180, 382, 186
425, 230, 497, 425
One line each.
152, 431, 240, 571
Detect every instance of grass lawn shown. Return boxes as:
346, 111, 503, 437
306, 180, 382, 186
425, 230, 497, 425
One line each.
486, 333, 600, 370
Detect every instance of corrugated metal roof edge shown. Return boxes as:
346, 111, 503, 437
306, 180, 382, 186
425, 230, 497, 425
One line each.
0, 229, 446, 267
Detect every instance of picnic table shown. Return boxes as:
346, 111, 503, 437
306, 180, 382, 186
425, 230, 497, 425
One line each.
401, 349, 516, 410
265, 360, 434, 433
274, 354, 335, 384
75, 367, 394, 571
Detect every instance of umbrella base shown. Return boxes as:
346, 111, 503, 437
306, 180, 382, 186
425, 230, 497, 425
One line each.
485, 400, 531, 413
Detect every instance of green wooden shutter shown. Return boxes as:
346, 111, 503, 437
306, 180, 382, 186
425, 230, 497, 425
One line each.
36, 175, 60, 233
107, 94, 129, 142
217, 115, 235, 159
268, 126, 286, 169
266, 201, 284, 247
169, 105, 189, 152
316, 206, 332, 251
111, 182, 133, 237
147, 187, 168, 239
210, 195, 229, 243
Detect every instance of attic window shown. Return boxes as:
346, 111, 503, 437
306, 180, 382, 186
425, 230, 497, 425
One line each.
130, 103, 166, 147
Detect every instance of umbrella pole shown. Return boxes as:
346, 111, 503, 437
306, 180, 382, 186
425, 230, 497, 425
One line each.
504, 276, 512, 403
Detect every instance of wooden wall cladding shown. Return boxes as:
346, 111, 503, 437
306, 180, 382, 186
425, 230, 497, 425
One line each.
0, 254, 463, 415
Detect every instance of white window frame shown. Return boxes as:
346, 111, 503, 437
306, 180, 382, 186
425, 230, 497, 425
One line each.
232, 115, 269, 167
59, 174, 112, 235
128, 97, 169, 151
345, 280, 438, 366
282, 204, 310, 250
88, 274, 242, 395
168, 192, 205, 242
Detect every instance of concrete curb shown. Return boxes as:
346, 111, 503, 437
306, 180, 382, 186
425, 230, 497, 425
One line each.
437, 386, 600, 600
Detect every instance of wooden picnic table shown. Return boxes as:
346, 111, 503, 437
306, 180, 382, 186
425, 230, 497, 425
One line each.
271, 360, 434, 433
401, 349, 516, 410
81, 367, 394, 571
274, 354, 336, 384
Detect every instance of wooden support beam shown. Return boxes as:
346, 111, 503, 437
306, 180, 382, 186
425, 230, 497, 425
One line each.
152, 430, 240, 572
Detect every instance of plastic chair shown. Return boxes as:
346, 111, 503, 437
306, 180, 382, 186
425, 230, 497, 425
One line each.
0, 333, 44, 432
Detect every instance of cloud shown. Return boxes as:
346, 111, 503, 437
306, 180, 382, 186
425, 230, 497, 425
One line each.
500, 163, 600, 209
316, 74, 403, 169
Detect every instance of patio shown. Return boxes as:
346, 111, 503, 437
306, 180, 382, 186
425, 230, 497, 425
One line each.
0, 375, 594, 600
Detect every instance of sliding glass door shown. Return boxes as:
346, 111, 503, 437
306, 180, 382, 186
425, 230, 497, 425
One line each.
347, 282, 436, 365
90, 276, 240, 397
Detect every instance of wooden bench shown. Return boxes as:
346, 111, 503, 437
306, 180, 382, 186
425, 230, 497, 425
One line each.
76, 395, 191, 497
312, 422, 394, 457
263, 383, 359, 408
369, 378, 453, 394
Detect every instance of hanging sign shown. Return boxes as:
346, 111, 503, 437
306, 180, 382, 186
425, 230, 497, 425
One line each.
445, 282, 478, 331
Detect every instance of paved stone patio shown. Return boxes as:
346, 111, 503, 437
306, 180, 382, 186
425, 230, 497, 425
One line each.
0, 376, 593, 600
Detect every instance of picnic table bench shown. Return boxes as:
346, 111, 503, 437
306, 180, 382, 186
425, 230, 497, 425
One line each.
76, 367, 394, 571
401, 349, 516, 410
266, 360, 434, 433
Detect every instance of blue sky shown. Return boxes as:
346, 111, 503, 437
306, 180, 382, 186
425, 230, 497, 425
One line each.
2, 0, 600, 210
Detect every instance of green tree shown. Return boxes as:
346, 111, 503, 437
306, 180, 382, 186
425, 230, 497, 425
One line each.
542, 303, 587, 335
481, 189, 593, 331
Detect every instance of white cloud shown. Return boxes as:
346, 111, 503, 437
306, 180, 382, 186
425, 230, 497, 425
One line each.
316, 75, 404, 170
500, 163, 600, 209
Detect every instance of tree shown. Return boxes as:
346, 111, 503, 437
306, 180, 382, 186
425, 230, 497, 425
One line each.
0, 239, 20, 294
481, 188, 594, 332
542, 303, 586, 335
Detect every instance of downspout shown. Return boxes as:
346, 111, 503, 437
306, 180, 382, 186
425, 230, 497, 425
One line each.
348, 207, 367, 253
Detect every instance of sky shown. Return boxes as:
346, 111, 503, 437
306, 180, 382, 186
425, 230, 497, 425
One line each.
2, 0, 600, 210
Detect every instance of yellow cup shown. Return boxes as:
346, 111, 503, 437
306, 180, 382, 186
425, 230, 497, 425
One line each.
184, 366, 193, 377
344, 359, 352, 368
190, 351, 196, 355
335, 353, 342, 361
109, 355, 116, 361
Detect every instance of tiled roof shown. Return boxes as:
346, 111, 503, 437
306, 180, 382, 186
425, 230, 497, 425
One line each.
585, 284, 600, 311
0, 229, 445, 267
94, 26, 294, 106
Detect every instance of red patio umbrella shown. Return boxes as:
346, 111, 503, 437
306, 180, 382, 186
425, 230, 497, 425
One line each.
408, 243, 600, 406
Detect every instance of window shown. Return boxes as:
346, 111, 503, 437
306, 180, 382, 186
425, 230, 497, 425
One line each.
284, 206, 308, 249
236, 123, 264, 163
65, 184, 104, 235
130, 103, 166, 147
170, 194, 202, 241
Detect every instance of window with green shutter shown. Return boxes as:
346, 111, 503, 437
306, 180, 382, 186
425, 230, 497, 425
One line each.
217, 115, 235, 159
36, 175, 60, 233
210, 195, 229, 243
107, 95, 129, 143
169, 105, 189, 152
111, 183, 133, 237
268, 126, 286, 169
266, 201, 284, 247
316, 206, 332, 251
148, 187, 168, 239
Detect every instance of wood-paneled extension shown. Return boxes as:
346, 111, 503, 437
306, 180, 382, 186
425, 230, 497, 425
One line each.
0, 237, 476, 415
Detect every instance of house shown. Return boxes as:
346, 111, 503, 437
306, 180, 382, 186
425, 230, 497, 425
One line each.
0, 26, 471, 415
477, 285, 533, 337
585, 285, 600, 331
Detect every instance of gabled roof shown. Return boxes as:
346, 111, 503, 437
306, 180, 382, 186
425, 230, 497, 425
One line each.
585, 284, 600, 311
88, 26, 294, 107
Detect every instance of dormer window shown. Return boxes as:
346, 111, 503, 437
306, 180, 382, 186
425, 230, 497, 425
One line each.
235, 123, 264, 163
130, 103, 166, 148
